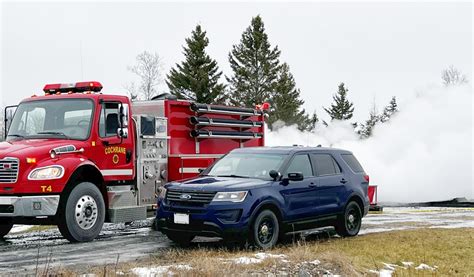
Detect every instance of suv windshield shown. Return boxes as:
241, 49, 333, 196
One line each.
206, 153, 287, 180
7, 99, 94, 141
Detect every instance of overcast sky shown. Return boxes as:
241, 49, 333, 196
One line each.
1, 1, 472, 121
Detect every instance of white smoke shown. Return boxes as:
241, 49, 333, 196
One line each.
266, 85, 473, 202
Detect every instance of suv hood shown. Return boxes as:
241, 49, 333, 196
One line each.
166, 176, 272, 191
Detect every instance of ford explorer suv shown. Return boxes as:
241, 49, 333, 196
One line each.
155, 146, 370, 249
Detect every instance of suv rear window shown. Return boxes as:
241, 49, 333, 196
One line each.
341, 154, 364, 173
312, 154, 340, 176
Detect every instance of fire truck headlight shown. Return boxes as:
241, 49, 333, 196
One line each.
213, 191, 248, 203
28, 166, 64, 180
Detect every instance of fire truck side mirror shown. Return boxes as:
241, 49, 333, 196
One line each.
4, 105, 17, 139
117, 103, 129, 138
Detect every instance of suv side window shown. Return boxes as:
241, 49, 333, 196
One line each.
285, 154, 313, 177
312, 154, 340, 176
99, 102, 119, 137
341, 154, 365, 173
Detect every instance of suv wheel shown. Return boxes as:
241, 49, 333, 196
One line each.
57, 182, 105, 242
0, 218, 13, 239
166, 233, 195, 247
250, 209, 279, 249
336, 201, 362, 237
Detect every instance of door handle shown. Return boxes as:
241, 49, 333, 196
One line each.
340, 178, 347, 184
308, 182, 317, 187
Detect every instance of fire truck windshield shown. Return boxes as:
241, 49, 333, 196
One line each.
7, 99, 94, 141
206, 153, 287, 180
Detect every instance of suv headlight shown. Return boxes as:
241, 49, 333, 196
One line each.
158, 187, 167, 199
213, 191, 248, 203
28, 165, 64, 180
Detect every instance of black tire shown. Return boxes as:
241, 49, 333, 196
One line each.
57, 182, 105, 242
0, 218, 13, 239
335, 201, 362, 237
250, 209, 279, 249
166, 233, 195, 247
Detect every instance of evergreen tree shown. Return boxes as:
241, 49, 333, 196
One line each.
324, 83, 354, 121
359, 102, 380, 139
167, 25, 225, 103
267, 63, 312, 131
227, 15, 281, 107
380, 96, 398, 122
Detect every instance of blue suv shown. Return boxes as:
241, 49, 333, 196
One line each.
156, 146, 370, 248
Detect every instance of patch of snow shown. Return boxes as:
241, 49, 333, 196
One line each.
379, 269, 393, 277
131, 264, 192, 276
415, 263, 436, 270
401, 261, 414, 267
309, 259, 321, 265
10, 225, 32, 234
233, 257, 263, 264
254, 252, 287, 260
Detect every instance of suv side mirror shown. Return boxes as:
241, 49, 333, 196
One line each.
287, 172, 304, 181
269, 170, 281, 181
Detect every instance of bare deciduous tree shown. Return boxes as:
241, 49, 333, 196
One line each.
127, 51, 164, 100
441, 65, 468, 86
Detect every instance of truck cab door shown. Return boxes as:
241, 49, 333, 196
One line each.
95, 101, 134, 181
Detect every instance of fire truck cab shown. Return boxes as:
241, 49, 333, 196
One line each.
0, 81, 266, 242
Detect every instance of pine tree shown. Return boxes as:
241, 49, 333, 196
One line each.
380, 96, 398, 122
324, 83, 354, 121
227, 15, 281, 107
267, 63, 312, 131
167, 25, 225, 104
359, 102, 380, 139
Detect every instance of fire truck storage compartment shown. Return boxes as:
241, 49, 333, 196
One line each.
132, 100, 265, 183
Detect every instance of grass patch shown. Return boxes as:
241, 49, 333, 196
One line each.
56, 228, 474, 276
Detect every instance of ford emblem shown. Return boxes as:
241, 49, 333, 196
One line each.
180, 194, 192, 200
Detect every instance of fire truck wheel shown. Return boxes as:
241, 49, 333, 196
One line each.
250, 209, 279, 249
57, 182, 105, 242
166, 233, 195, 247
335, 201, 362, 237
0, 218, 13, 239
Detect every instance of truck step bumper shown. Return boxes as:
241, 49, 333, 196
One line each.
107, 206, 147, 223
0, 195, 60, 217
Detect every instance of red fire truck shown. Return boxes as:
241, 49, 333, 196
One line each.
0, 81, 266, 242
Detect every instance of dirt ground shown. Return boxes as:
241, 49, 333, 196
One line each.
0, 207, 473, 276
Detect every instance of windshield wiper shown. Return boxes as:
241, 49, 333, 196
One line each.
36, 131, 70, 139
7, 134, 25, 139
215, 174, 250, 178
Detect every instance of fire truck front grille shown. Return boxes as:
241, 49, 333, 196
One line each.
0, 158, 19, 183
166, 190, 216, 205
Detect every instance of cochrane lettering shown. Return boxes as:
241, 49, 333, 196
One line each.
105, 146, 126, 155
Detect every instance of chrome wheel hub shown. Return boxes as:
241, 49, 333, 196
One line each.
348, 214, 355, 224
75, 195, 98, 230
260, 224, 269, 236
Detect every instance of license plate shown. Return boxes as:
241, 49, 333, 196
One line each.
174, 213, 189, 224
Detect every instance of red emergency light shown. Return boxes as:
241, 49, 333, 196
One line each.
43, 81, 103, 94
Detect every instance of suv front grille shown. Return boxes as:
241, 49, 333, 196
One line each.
0, 158, 19, 183
166, 190, 216, 205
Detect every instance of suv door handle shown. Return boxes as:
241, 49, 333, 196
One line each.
308, 182, 317, 187
340, 178, 347, 184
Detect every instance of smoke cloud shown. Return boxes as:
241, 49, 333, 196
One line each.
266, 85, 473, 202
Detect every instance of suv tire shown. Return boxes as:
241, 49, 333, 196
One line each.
0, 218, 13, 239
57, 182, 105, 242
250, 209, 279, 249
166, 233, 195, 247
336, 201, 362, 237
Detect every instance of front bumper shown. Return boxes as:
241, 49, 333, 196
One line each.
0, 195, 60, 217
156, 200, 251, 240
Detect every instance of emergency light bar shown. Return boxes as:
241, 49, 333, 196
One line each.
43, 81, 103, 94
